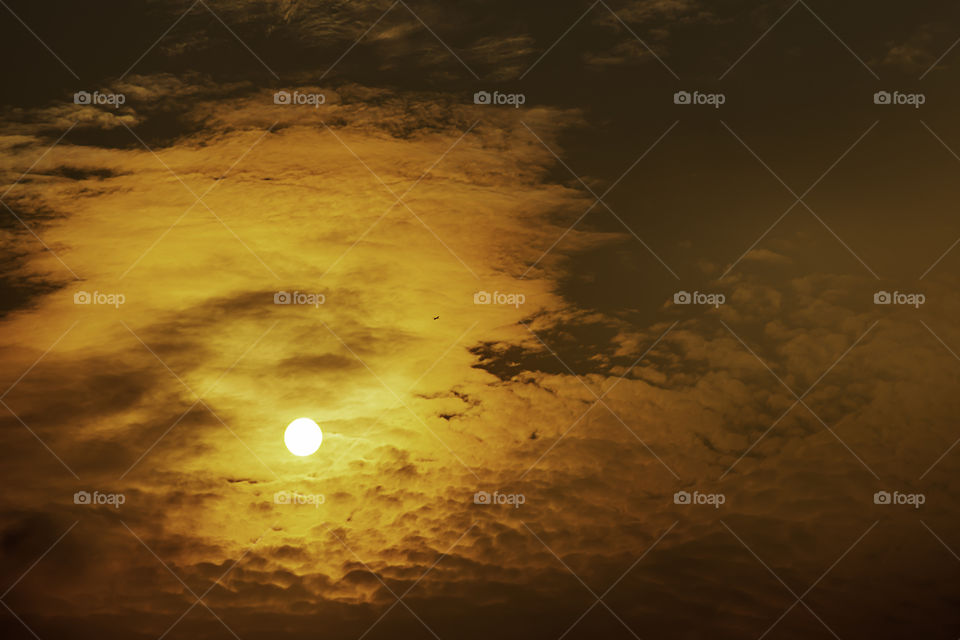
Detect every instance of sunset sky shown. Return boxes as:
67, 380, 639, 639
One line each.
2, 1, 960, 638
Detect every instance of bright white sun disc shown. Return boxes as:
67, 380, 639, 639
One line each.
284, 418, 323, 456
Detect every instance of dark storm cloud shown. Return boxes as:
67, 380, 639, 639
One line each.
0, 0, 957, 108
0, 272, 63, 317
0, 0, 718, 104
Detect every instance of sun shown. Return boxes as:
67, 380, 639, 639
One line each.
284, 418, 323, 456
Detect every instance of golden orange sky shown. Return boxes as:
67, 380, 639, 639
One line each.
2, 1, 960, 639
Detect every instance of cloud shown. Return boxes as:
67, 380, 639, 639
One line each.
3, 2, 960, 636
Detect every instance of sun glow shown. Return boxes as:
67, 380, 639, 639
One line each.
284, 418, 323, 456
